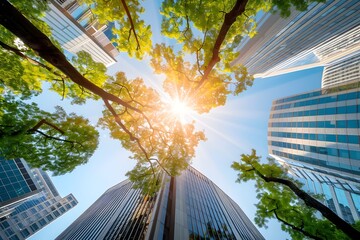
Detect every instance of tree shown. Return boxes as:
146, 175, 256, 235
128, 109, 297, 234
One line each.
0, 94, 99, 175
231, 149, 360, 239
154, 0, 325, 113
0, 0, 205, 187
0, 0, 325, 189
81, 0, 152, 59
99, 72, 205, 192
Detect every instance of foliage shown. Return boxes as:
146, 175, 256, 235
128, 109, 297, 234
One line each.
271, 0, 326, 18
154, 0, 324, 113
99, 72, 206, 192
0, 94, 99, 175
231, 149, 360, 239
0, 30, 109, 102
0, 0, 326, 190
82, 0, 152, 59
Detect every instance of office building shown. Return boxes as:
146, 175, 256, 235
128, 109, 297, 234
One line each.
321, 51, 360, 88
268, 80, 360, 183
44, 0, 119, 66
276, 158, 360, 223
233, 0, 360, 77
268, 80, 360, 223
0, 158, 77, 240
57, 167, 264, 240
0, 158, 40, 217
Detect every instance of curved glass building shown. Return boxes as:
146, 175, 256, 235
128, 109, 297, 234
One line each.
268, 80, 360, 223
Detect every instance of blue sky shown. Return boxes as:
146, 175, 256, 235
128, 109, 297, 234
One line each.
28, 1, 325, 239
28, 64, 323, 240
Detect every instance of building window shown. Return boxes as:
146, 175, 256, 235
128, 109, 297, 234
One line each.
53, 210, 60, 217
9, 235, 20, 240
21, 229, 30, 238
30, 223, 39, 232
46, 215, 54, 221
38, 219, 46, 227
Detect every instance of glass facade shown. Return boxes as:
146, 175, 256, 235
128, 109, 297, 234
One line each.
233, 0, 360, 76
322, 52, 360, 88
269, 81, 360, 182
57, 167, 264, 240
0, 158, 39, 213
0, 159, 77, 240
269, 80, 360, 224
286, 165, 360, 224
43, 0, 119, 67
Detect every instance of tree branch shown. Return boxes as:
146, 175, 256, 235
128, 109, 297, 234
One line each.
0, 39, 66, 80
0, 0, 142, 113
120, 0, 141, 50
248, 161, 360, 239
273, 209, 323, 240
28, 119, 65, 134
194, 0, 249, 91
34, 130, 79, 146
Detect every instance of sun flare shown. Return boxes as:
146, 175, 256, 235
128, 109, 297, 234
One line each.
168, 97, 194, 123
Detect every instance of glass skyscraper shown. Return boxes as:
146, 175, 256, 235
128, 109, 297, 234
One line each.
321, 51, 360, 88
57, 167, 264, 240
233, 0, 360, 77
0, 158, 40, 216
268, 80, 360, 223
0, 159, 77, 240
43, 0, 119, 66
285, 164, 360, 224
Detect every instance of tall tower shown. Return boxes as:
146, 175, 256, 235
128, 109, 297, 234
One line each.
0, 158, 77, 240
43, 0, 119, 67
268, 81, 360, 223
321, 51, 360, 88
57, 167, 264, 240
233, 0, 360, 77
0, 158, 40, 217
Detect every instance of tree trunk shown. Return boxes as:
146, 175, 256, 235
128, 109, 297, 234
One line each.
0, 0, 139, 113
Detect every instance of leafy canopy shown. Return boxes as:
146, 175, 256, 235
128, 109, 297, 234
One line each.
99, 72, 205, 192
82, 0, 152, 59
0, 0, 325, 187
231, 149, 359, 240
0, 94, 99, 175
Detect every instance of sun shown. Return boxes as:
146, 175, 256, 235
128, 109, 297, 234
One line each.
168, 97, 194, 123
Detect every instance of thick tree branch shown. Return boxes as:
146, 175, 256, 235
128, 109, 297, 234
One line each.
120, 0, 140, 50
248, 161, 360, 239
0, 0, 141, 113
0, 39, 66, 79
194, 0, 249, 91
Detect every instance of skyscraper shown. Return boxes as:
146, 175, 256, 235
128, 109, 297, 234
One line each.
44, 0, 119, 67
0, 158, 40, 217
233, 0, 360, 77
268, 80, 360, 223
57, 167, 264, 240
0, 158, 77, 240
321, 51, 360, 88
268, 80, 360, 183
281, 162, 360, 224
